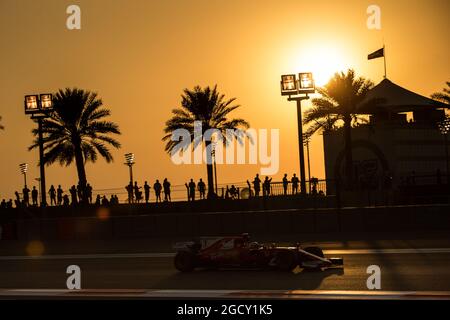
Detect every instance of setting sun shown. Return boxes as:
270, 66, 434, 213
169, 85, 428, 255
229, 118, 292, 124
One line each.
291, 44, 350, 86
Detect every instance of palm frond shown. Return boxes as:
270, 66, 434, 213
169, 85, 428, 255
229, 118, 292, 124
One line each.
305, 69, 374, 137
29, 87, 121, 170
431, 81, 450, 104
163, 85, 250, 153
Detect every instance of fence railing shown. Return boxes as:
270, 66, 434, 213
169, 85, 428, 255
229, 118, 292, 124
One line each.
42, 179, 333, 205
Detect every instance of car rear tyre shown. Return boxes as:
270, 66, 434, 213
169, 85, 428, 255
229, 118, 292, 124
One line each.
276, 251, 297, 271
174, 251, 196, 272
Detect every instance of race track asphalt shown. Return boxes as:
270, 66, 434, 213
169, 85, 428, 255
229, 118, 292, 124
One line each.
1, 250, 449, 292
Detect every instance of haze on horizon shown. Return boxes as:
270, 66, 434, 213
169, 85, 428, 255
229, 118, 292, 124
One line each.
0, 0, 449, 199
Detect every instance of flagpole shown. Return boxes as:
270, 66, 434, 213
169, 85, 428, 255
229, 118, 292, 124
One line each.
383, 44, 387, 79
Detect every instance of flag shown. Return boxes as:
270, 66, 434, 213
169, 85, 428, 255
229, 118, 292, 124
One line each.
368, 47, 384, 60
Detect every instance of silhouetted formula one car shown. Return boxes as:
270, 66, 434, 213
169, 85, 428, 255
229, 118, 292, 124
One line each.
173, 233, 343, 272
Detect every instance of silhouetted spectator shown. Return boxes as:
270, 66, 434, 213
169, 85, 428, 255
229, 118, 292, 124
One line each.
7, 199, 13, 209
57, 185, 63, 205
69, 185, 78, 205
144, 181, 151, 203
225, 186, 231, 199
63, 194, 70, 206
22, 186, 30, 206
1, 199, 6, 209
13, 195, 20, 208
86, 183, 93, 204
133, 182, 142, 203
77, 184, 83, 202
188, 179, 196, 201
252, 174, 261, 197
291, 174, 299, 194
95, 195, 101, 206
49, 185, 56, 206
263, 176, 272, 197
282, 174, 288, 195
245, 180, 253, 198
154, 180, 162, 203
163, 178, 171, 202
31, 186, 38, 206
125, 183, 133, 203
311, 177, 318, 195
229, 185, 238, 199
198, 178, 206, 199
101, 196, 109, 206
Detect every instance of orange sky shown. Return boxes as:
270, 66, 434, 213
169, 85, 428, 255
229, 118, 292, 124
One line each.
0, 0, 449, 199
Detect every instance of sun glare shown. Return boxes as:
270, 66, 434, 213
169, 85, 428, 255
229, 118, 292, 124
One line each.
290, 44, 349, 87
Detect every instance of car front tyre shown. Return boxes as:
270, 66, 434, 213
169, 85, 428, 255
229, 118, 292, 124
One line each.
174, 251, 196, 272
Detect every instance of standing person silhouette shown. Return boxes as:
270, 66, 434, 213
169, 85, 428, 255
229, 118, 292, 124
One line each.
144, 181, 151, 203
229, 185, 238, 199
57, 185, 63, 205
49, 185, 56, 206
252, 174, 261, 197
263, 176, 272, 197
282, 174, 289, 195
77, 184, 83, 203
86, 183, 93, 204
101, 196, 109, 206
163, 178, 171, 202
153, 180, 162, 203
63, 194, 70, 206
14, 192, 21, 208
22, 185, 30, 207
31, 186, 38, 206
69, 185, 78, 205
197, 178, 206, 199
291, 174, 299, 194
134, 182, 142, 203
125, 183, 133, 203
188, 179, 196, 201
95, 195, 101, 206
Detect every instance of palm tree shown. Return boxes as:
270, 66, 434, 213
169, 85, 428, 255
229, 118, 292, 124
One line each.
29, 88, 121, 202
431, 81, 450, 105
303, 69, 374, 186
163, 85, 250, 198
